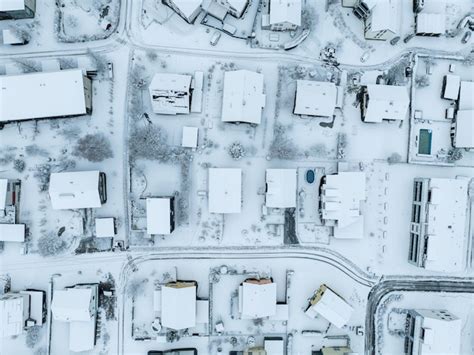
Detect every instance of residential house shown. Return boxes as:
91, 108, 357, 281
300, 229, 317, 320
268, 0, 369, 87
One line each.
0, 223, 25, 243
162, 0, 202, 24
0, 178, 21, 223
441, 74, 460, 100
146, 197, 175, 235
208, 168, 242, 213
414, 0, 446, 37
452, 81, 474, 149
265, 169, 297, 208
0, 69, 92, 125
360, 84, 409, 123
293, 80, 337, 118
49, 171, 107, 210
363, 0, 399, 41
0, 0, 35, 20
222, 70, 266, 125
239, 278, 277, 319
408, 178, 469, 272
305, 284, 353, 328
405, 309, 461, 355
51, 284, 99, 353
262, 0, 302, 31
213, 0, 249, 18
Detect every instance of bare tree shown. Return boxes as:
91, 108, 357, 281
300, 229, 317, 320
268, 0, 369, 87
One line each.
73, 133, 113, 162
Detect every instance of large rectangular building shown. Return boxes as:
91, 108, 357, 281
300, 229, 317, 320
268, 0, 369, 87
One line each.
408, 178, 469, 272
0, 0, 35, 20
0, 69, 92, 124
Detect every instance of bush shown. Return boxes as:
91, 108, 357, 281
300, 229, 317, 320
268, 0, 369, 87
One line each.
26, 326, 42, 348
387, 153, 402, 164
73, 133, 113, 162
13, 159, 26, 173
228, 142, 245, 160
37, 234, 67, 257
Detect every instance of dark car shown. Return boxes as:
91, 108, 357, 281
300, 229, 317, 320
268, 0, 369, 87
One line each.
148, 349, 197, 355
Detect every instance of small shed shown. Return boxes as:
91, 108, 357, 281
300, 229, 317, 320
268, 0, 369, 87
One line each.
0, 224, 25, 242
95, 218, 115, 238
182, 126, 199, 148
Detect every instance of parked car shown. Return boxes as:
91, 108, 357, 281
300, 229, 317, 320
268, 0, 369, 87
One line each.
148, 349, 197, 355
210, 31, 221, 46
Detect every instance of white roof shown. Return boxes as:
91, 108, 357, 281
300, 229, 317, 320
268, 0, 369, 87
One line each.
294, 80, 336, 117
265, 338, 284, 355
182, 126, 199, 148
148, 73, 192, 115
161, 284, 196, 330
69, 319, 96, 353
265, 169, 297, 208
222, 70, 266, 124
459, 81, 474, 110
0, 179, 8, 209
52, 288, 94, 322
0, 293, 28, 338
367, 0, 398, 34
269, 0, 301, 26
306, 287, 353, 328
321, 172, 366, 239
0, 224, 25, 242
95, 218, 115, 238
415, 309, 461, 355
416, 13, 446, 35
364, 84, 409, 122
2, 29, 23, 45
454, 110, 474, 148
169, 0, 202, 20
49, 171, 102, 210
239, 281, 277, 319
208, 168, 242, 213
146, 197, 172, 235
0, 0, 25, 11
0, 69, 88, 123
424, 178, 468, 272
227, 0, 248, 14
19, 290, 44, 326
443, 74, 460, 100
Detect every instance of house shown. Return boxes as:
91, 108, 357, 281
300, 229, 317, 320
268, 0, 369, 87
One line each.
0, 0, 35, 20
360, 84, 409, 123
146, 197, 175, 235
458, 80, 473, 110
265, 169, 297, 208
405, 309, 461, 355
261, 0, 301, 31
95, 217, 115, 238
208, 168, 242, 213
320, 172, 366, 239
452, 110, 474, 149
0, 178, 21, 222
0, 69, 92, 125
305, 284, 353, 328
159, 281, 199, 330
0, 290, 45, 338
239, 278, 277, 319
264, 337, 284, 355
49, 171, 107, 210
408, 178, 469, 272
415, 13, 446, 36
441, 74, 460, 100
364, 0, 398, 41
222, 70, 266, 125
313, 347, 357, 355
51, 284, 99, 353
162, 0, 202, 24
0, 223, 25, 242
293, 80, 337, 118
213, 0, 249, 18
148, 73, 192, 115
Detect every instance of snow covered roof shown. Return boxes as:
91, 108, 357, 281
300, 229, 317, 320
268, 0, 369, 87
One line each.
459, 81, 474, 110
413, 309, 461, 355
19, 290, 44, 326
52, 287, 95, 322
0, 0, 25, 11
147, 197, 173, 235
69, 319, 96, 353
0, 69, 88, 123
366, 0, 398, 34
294, 80, 337, 117
148, 73, 192, 115
305, 285, 353, 328
161, 282, 197, 330
168, 0, 202, 20
364, 84, 409, 122
454, 110, 474, 149
265, 169, 297, 208
0, 224, 25, 242
182, 126, 199, 148
222, 70, 266, 124
0, 293, 28, 338
423, 178, 468, 272
208, 168, 242, 213
442, 74, 460, 100
239, 280, 277, 319
264, 338, 284, 355
95, 217, 115, 238
0, 179, 7, 209
227, 0, 248, 15
269, 0, 301, 26
416, 13, 446, 35
49, 171, 103, 210
321, 172, 366, 239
